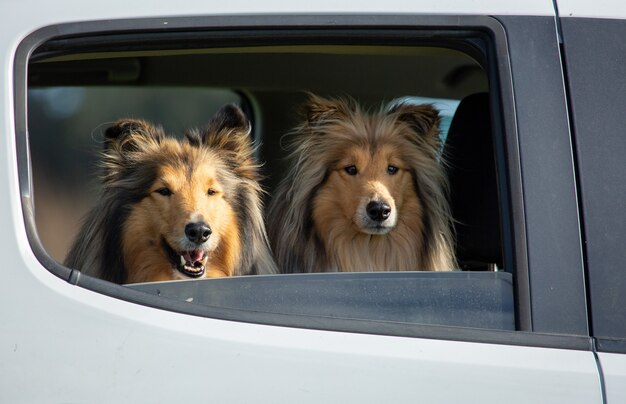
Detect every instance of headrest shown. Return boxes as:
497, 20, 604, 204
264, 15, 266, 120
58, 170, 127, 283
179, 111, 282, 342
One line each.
445, 92, 503, 270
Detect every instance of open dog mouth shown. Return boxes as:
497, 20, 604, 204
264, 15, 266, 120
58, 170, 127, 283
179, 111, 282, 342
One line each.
161, 238, 207, 278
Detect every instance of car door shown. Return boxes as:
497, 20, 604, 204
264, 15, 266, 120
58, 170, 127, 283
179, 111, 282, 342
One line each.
1, 1, 604, 402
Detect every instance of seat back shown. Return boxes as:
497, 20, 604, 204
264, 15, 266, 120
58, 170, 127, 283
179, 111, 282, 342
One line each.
445, 93, 503, 270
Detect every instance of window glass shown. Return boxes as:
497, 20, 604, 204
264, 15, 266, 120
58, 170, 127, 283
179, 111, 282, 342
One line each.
25, 40, 513, 332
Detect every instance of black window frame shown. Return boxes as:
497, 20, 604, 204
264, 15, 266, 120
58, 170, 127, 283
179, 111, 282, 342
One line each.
14, 14, 590, 350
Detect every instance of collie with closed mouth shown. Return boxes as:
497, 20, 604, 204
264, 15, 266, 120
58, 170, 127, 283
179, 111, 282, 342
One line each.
268, 94, 456, 273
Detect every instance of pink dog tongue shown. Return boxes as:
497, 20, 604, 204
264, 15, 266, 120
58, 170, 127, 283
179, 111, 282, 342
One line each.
183, 250, 204, 264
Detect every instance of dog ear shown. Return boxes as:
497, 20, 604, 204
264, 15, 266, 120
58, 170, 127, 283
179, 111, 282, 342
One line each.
205, 104, 250, 138
202, 104, 258, 179
104, 119, 162, 156
202, 103, 252, 152
303, 94, 352, 124
102, 119, 162, 182
389, 103, 441, 147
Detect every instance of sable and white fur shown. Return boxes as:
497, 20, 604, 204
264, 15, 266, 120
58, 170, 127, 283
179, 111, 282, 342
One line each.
268, 94, 456, 273
65, 104, 277, 283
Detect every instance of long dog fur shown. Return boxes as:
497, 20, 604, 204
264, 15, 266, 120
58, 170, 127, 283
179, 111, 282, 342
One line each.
65, 104, 277, 283
268, 94, 456, 273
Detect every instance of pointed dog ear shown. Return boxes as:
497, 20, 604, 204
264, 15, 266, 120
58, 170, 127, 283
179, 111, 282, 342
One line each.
201, 103, 252, 153
205, 104, 250, 138
388, 103, 442, 148
303, 93, 353, 125
201, 104, 259, 180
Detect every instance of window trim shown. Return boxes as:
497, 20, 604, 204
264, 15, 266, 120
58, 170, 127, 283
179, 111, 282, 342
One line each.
14, 13, 577, 347
497, 15, 589, 337
559, 16, 626, 354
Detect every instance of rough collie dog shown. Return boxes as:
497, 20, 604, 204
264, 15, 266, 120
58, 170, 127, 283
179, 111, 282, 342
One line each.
65, 104, 277, 283
268, 95, 456, 273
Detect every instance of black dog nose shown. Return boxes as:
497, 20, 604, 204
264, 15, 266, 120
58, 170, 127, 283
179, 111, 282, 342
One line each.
366, 201, 391, 222
185, 222, 212, 244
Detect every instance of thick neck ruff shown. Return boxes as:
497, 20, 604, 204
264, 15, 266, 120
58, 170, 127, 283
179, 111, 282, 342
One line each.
322, 225, 421, 272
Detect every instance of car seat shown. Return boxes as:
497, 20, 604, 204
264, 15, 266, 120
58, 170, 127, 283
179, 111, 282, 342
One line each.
445, 92, 503, 271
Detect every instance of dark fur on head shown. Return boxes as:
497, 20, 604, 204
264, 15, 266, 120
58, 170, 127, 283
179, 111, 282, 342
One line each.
268, 94, 456, 273
65, 104, 277, 283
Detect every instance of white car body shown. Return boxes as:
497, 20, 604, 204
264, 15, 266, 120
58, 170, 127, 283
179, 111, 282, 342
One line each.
1, 1, 624, 402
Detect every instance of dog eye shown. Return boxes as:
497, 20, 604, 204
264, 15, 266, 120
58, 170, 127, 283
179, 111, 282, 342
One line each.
387, 165, 399, 175
344, 165, 358, 176
207, 188, 216, 196
155, 187, 172, 196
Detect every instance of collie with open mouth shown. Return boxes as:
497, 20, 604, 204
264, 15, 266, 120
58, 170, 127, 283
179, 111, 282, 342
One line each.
65, 104, 277, 283
268, 94, 456, 273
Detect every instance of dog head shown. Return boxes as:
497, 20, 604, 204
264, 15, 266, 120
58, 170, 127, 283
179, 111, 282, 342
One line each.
318, 145, 407, 235
102, 104, 254, 282
302, 95, 442, 237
